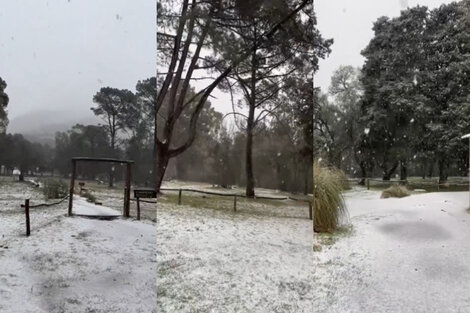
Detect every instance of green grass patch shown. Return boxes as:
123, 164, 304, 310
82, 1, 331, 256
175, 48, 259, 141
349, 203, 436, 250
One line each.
42, 178, 68, 199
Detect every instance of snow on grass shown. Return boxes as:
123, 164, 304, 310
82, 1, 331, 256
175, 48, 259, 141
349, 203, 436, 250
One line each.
157, 182, 314, 312
314, 186, 470, 313
0, 181, 156, 313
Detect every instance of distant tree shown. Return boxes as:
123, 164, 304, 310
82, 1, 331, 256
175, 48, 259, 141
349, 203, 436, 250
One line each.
210, 0, 314, 197
360, 2, 470, 183
91, 87, 136, 186
329, 66, 367, 181
55, 125, 111, 179
134, 77, 157, 187
0, 77, 9, 133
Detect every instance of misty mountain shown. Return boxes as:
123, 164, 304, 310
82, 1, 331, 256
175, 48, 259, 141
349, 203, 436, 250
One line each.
8, 110, 101, 146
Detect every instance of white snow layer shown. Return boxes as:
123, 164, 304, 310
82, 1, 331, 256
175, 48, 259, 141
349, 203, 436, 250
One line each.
0, 185, 156, 313
157, 198, 315, 312
314, 188, 470, 313
72, 196, 121, 217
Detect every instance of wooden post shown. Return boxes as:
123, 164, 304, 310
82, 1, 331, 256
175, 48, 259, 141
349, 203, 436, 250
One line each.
125, 163, 131, 217
68, 159, 77, 216
178, 189, 182, 205
367, 178, 370, 190
233, 195, 237, 212
123, 189, 128, 217
136, 197, 141, 221
24, 199, 30, 236
309, 201, 313, 220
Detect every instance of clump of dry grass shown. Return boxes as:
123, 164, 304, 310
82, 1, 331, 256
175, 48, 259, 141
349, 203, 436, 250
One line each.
334, 169, 351, 190
314, 162, 348, 233
381, 185, 410, 199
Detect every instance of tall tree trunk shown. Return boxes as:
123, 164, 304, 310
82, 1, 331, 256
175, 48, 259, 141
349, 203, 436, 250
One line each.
438, 158, 448, 184
109, 134, 116, 187
245, 32, 257, 198
153, 110, 158, 191
358, 161, 367, 185
382, 161, 398, 181
19, 170, 24, 182
428, 159, 434, 178
421, 159, 427, 179
399, 160, 407, 182
108, 166, 114, 188
156, 145, 170, 194
245, 115, 255, 197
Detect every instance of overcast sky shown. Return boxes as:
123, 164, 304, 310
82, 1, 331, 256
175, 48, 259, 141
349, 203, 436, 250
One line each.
315, 0, 454, 93
0, 0, 155, 121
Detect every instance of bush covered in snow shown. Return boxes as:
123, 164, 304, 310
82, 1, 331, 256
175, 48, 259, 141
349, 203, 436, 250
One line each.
42, 178, 68, 199
314, 163, 348, 233
381, 185, 410, 199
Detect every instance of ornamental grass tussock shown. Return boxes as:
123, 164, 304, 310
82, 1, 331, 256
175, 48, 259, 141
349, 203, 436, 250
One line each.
313, 162, 349, 233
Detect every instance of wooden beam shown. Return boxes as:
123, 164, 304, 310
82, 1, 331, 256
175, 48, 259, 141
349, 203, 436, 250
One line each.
71, 157, 134, 164
68, 159, 77, 216
125, 162, 132, 217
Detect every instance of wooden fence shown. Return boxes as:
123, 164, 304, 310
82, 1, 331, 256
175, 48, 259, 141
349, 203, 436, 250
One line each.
345, 178, 469, 191
21, 196, 69, 236
159, 188, 313, 220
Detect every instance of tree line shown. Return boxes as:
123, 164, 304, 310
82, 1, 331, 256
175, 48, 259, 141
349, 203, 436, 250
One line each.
0, 76, 156, 186
315, 1, 470, 184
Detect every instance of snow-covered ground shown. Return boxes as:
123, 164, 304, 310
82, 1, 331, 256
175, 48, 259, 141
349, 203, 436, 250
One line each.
0, 180, 156, 313
157, 181, 314, 312
314, 187, 470, 313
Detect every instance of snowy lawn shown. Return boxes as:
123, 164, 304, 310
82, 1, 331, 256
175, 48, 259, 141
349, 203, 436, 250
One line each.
314, 187, 470, 313
0, 179, 156, 313
157, 182, 314, 312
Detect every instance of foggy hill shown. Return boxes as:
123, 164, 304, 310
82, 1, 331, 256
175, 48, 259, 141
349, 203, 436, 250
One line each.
8, 110, 101, 146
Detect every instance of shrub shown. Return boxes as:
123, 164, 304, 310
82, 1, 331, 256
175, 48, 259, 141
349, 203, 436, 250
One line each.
381, 185, 410, 198
314, 162, 348, 233
42, 179, 68, 200
83, 190, 97, 203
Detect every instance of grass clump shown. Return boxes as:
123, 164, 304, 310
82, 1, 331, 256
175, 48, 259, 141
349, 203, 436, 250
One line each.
334, 168, 351, 190
381, 185, 410, 199
314, 162, 348, 233
83, 190, 97, 203
42, 179, 68, 199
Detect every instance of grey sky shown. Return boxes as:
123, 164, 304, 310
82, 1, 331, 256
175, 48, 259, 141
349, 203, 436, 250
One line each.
315, 0, 454, 93
0, 0, 155, 121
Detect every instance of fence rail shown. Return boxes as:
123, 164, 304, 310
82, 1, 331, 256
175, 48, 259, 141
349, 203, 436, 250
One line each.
343, 177, 469, 191
19, 195, 69, 236
159, 188, 313, 220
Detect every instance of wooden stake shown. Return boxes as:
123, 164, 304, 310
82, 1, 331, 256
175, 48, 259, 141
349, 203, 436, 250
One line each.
136, 197, 141, 221
24, 199, 30, 236
125, 163, 132, 217
68, 159, 76, 216
178, 189, 182, 205
233, 195, 237, 212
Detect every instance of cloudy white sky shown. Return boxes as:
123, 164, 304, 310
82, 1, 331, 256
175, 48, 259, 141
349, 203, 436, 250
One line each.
315, 0, 454, 93
0, 0, 155, 121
